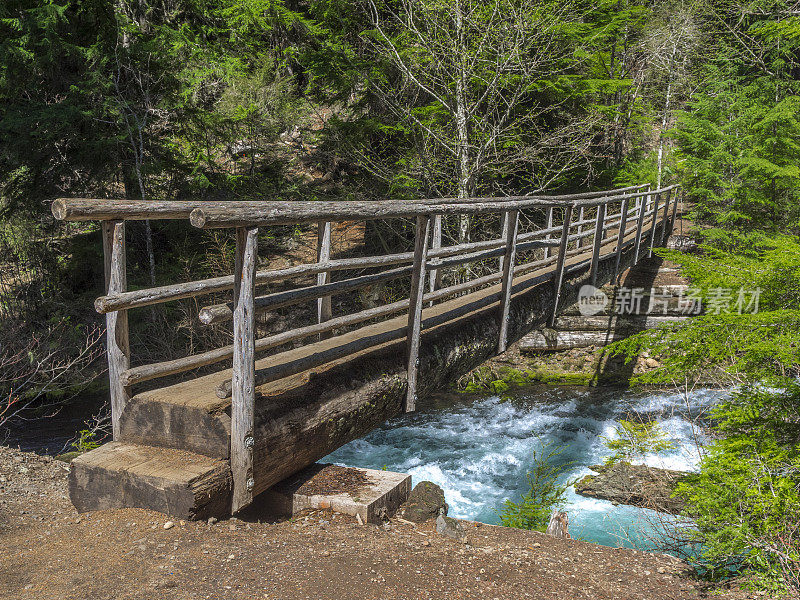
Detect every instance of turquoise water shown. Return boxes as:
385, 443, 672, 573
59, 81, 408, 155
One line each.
324, 385, 723, 550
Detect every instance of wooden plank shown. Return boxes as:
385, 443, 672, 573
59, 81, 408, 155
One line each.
647, 192, 661, 258
102, 220, 130, 440
575, 206, 585, 248
589, 204, 606, 286
497, 210, 519, 353
231, 226, 258, 513
69, 442, 232, 520
612, 198, 630, 283
549, 205, 574, 327
571, 184, 679, 209
405, 215, 431, 412
316, 221, 332, 340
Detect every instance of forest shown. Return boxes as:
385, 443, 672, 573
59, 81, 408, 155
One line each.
1, 0, 799, 594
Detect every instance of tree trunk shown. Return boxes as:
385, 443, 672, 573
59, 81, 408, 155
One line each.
656, 77, 673, 190
454, 0, 471, 246
545, 510, 570, 538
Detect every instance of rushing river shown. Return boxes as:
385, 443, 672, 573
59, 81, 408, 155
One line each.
5, 382, 722, 551
325, 385, 724, 551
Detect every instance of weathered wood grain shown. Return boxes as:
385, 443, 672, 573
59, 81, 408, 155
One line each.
589, 203, 606, 286
647, 192, 661, 259
613, 198, 630, 283
549, 205, 574, 327
405, 216, 430, 412
498, 210, 519, 353
316, 221, 332, 337
231, 226, 258, 513
102, 220, 130, 440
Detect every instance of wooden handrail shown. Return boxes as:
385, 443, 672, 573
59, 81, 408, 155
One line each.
52, 184, 649, 223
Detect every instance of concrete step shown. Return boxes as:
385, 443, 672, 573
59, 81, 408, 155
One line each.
69, 442, 231, 520
257, 463, 411, 524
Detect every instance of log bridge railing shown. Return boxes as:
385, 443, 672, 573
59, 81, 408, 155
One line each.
52, 182, 679, 512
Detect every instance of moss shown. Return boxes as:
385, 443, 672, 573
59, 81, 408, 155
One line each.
54, 451, 82, 463
460, 366, 536, 394
524, 368, 596, 386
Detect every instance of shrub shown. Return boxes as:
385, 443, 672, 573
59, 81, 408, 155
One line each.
497, 444, 573, 532
602, 418, 676, 465
675, 384, 800, 594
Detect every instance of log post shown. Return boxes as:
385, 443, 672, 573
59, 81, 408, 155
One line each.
589, 203, 606, 286
498, 211, 510, 271
575, 206, 585, 248
406, 215, 431, 412
543, 206, 554, 259
231, 226, 258, 513
670, 188, 681, 235
612, 197, 630, 283
428, 214, 442, 301
497, 210, 519, 354
549, 205, 574, 327
647, 192, 661, 258
316, 221, 332, 339
102, 220, 130, 441
632, 189, 648, 264
660, 189, 672, 245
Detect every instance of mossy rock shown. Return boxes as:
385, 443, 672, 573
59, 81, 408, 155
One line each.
398, 481, 448, 523
54, 451, 82, 463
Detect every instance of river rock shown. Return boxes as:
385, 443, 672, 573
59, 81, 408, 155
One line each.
575, 462, 687, 515
398, 481, 447, 523
435, 514, 466, 542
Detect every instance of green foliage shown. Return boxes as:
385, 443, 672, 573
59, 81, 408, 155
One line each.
497, 444, 573, 532
675, 384, 800, 592
610, 233, 800, 385
602, 419, 676, 465
673, 1, 800, 232
71, 429, 101, 453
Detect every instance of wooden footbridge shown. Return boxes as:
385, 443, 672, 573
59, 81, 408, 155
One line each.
53, 183, 679, 519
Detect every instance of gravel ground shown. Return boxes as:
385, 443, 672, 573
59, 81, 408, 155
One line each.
0, 445, 759, 600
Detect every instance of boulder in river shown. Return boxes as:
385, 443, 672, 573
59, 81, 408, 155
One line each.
574, 462, 687, 515
398, 481, 448, 523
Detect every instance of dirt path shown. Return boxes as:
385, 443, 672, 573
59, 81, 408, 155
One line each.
0, 446, 756, 600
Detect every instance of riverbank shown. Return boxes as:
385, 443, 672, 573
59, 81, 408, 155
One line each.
0, 444, 758, 600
